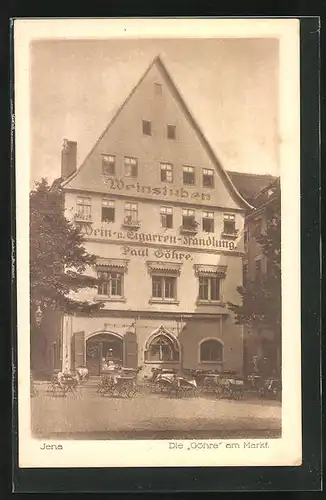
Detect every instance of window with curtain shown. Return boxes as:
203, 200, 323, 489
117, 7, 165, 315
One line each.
76, 196, 92, 221
152, 276, 176, 300
124, 157, 138, 178
198, 276, 220, 301
98, 270, 123, 297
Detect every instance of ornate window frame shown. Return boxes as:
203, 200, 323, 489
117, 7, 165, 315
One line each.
95, 258, 129, 302
144, 324, 181, 364
147, 261, 182, 305
194, 264, 227, 306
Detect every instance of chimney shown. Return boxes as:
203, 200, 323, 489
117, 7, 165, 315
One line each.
61, 139, 77, 179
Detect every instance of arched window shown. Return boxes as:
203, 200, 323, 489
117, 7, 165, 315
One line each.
146, 335, 179, 362
200, 339, 223, 362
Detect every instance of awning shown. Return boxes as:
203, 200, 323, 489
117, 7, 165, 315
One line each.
97, 258, 129, 270
146, 261, 182, 275
193, 264, 227, 278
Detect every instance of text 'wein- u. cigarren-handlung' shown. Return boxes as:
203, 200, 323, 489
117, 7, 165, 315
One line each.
79, 226, 237, 250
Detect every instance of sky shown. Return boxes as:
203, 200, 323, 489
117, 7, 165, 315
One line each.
30, 38, 279, 184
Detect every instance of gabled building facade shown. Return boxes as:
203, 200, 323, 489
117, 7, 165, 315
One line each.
59, 56, 251, 379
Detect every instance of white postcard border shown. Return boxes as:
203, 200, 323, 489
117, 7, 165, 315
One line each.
14, 18, 301, 468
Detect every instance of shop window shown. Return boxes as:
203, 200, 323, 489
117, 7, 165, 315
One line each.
146, 335, 179, 362
223, 213, 236, 235
124, 156, 138, 178
102, 154, 115, 176
101, 199, 115, 223
202, 211, 214, 233
152, 276, 177, 300
98, 271, 123, 297
160, 206, 173, 229
142, 120, 152, 136
183, 165, 195, 185
160, 162, 173, 183
76, 196, 92, 221
182, 208, 197, 230
200, 339, 223, 362
203, 168, 214, 187
167, 124, 176, 140
198, 276, 220, 301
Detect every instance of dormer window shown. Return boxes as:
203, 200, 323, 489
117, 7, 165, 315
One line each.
102, 155, 115, 176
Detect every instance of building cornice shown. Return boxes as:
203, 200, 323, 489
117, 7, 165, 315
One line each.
69, 309, 229, 320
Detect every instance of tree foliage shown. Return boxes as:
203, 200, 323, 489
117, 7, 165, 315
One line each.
228, 183, 281, 339
30, 178, 101, 314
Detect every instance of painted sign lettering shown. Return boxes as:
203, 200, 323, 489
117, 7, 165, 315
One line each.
122, 245, 192, 261
80, 226, 236, 251
101, 177, 211, 201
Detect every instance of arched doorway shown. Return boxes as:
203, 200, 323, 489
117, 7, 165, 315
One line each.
86, 332, 123, 375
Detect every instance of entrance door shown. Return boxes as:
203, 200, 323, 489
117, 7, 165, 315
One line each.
86, 342, 101, 375
86, 333, 124, 375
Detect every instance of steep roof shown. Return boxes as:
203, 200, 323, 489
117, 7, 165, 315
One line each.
62, 55, 252, 211
226, 171, 277, 205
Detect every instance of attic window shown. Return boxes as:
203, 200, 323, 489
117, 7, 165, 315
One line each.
203, 168, 214, 187
142, 120, 152, 136
183, 165, 195, 185
167, 125, 176, 140
154, 83, 162, 95
102, 155, 115, 176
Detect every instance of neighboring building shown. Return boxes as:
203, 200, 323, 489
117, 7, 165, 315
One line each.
230, 173, 280, 376
39, 56, 254, 379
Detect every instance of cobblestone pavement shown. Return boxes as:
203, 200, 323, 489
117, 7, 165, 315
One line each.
31, 378, 282, 440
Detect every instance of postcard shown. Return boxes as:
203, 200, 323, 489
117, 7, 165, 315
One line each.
14, 17, 301, 468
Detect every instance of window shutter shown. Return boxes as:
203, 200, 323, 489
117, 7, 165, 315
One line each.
123, 330, 138, 369
73, 331, 85, 369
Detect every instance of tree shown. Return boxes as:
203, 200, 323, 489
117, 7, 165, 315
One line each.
30, 178, 101, 316
228, 182, 281, 373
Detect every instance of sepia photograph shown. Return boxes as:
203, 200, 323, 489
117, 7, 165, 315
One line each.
14, 18, 301, 468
